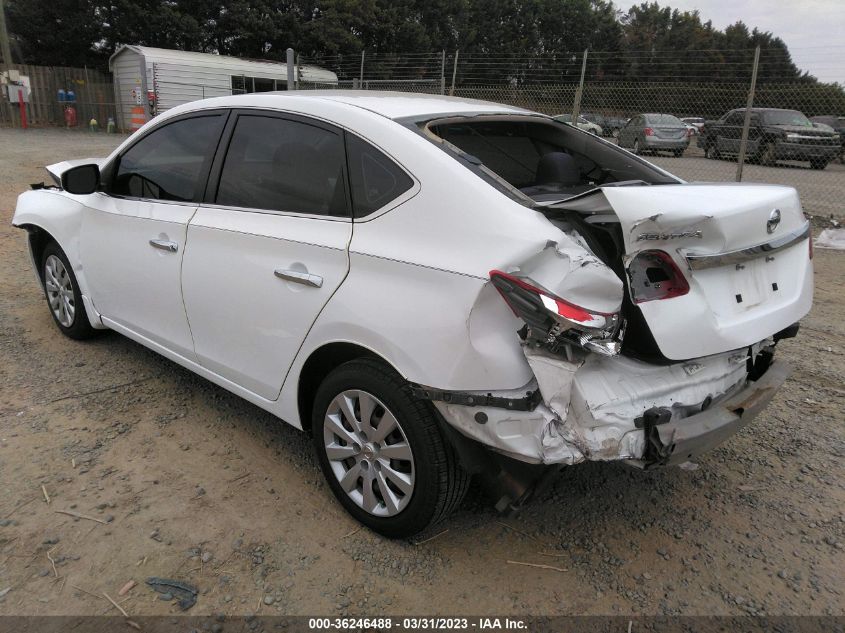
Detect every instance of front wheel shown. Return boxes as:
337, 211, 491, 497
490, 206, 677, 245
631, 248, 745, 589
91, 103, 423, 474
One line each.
758, 142, 777, 167
632, 139, 641, 155
41, 242, 97, 340
312, 359, 469, 538
673, 149, 685, 157
809, 158, 828, 170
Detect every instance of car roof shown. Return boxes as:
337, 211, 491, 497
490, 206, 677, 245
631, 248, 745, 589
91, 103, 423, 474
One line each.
204, 90, 533, 120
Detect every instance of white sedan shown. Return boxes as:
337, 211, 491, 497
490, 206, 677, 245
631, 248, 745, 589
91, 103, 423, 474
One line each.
13, 92, 813, 537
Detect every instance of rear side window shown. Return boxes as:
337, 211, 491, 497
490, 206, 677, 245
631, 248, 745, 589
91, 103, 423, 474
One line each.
111, 115, 224, 202
346, 134, 413, 218
216, 115, 348, 216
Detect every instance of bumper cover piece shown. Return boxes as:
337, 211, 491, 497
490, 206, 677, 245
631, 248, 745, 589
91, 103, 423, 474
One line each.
637, 360, 791, 468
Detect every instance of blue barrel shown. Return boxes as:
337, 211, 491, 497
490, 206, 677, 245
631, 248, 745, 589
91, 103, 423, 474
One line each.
57, 88, 66, 102
66, 89, 76, 102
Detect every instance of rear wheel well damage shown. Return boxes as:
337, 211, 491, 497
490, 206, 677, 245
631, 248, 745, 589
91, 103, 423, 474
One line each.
297, 342, 382, 434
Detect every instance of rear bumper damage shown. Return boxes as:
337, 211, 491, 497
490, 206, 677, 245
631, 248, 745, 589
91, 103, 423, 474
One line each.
432, 343, 788, 468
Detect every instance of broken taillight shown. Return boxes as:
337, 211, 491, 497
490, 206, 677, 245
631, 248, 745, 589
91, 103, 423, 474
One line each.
490, 270, 614, 329
489, 270, 621, 356
627, 250, 690, 304
644, 127, 654, 136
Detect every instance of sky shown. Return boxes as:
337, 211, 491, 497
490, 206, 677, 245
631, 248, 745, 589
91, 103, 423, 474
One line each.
658, 0, 845, 84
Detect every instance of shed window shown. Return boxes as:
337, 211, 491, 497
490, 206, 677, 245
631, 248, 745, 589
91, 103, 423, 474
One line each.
231, 76, 286, 95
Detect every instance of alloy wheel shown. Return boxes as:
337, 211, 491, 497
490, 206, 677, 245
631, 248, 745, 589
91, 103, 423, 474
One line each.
44, 254, 75, 327
322, 389, 415, 517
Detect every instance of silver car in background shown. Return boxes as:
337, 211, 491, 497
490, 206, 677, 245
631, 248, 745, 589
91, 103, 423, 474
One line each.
618, 113, 691, 156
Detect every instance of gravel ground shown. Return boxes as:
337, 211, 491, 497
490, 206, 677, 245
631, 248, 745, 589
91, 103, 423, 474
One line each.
0, 127, 843, 617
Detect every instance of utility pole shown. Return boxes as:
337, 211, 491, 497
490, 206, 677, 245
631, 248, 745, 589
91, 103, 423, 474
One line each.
286, 48, 295, 90
0, 0, 13, 77
570, 49, 588, 123
736, 46, 761, 182
449, 50, 459, 96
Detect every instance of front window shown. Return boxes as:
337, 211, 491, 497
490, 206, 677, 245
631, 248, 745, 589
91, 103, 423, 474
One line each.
110, 115, 225, 202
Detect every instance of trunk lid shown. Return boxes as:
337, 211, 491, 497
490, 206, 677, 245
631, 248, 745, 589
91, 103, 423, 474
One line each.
558, 183, 813, 360
654, 126, 686, 139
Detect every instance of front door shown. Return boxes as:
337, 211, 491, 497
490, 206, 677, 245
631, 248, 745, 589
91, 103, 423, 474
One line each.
80, 113, 226, 358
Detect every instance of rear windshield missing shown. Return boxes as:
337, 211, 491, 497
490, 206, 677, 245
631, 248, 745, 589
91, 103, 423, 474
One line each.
423, 117, 678, 203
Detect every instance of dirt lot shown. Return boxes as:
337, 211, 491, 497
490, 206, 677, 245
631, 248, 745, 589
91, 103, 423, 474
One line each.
0, 128, 843, 618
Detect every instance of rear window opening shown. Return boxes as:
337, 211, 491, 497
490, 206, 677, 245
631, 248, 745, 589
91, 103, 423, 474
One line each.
422, 116, 678, 203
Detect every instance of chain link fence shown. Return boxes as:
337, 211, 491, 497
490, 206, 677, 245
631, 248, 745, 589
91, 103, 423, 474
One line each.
2, 49, 842, 217
300, 49, 844, 219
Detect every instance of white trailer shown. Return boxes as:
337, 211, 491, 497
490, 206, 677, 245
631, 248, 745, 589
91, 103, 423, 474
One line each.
109, 45, 338, 130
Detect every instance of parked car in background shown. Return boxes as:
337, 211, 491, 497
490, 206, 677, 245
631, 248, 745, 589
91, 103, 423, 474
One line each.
553, 113, 602, 135
13, 92, 811, 537
581, 112, 627, 138
699, 108, 840, 170
810, 115, 845, 161
617, 113, 690, 156
681, 117, 706, 134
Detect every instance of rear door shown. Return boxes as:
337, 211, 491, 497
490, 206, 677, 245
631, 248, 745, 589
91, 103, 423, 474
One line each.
181, 111, 352, 400
80, 112, 226, 358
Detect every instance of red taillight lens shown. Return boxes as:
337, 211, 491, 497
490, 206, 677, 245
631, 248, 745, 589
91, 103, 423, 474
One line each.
490, 270, 615, 330
627, 250, 690, 304
644, 127, 654, 136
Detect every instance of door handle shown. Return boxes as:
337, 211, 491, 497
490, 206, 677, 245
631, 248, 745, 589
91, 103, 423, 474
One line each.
274, 268, 323, 288
149, 239, 178, 253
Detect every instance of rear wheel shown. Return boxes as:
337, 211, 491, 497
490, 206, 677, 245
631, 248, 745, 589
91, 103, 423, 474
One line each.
704, 143, 720, 160
673, 149, 685, 157
41, 242, 97, 340
312, 359, 469, 538
809, 158, 828, 170
633, 139, 641, 155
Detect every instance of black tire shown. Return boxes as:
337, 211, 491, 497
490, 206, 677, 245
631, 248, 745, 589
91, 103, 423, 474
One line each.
41, 241, 97, 340
632, 139, 641, 155
312, 358, 470, 538
758, 142, 777, 167
704, 144, 719, 159
809, 158, 828, 170
673, 149, 685, 157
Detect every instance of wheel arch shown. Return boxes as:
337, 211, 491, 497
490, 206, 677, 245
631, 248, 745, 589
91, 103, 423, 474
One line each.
18, 223, 58, 287
297, 341, 399, 435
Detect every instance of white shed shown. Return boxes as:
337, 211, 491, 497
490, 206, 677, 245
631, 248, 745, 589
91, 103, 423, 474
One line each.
109, 45, 338, 130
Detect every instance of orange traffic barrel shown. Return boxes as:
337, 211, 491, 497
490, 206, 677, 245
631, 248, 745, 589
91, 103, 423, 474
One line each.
130, 106, 146, 130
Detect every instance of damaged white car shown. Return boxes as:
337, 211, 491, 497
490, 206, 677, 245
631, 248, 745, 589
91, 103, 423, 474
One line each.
12, 92, 813, 537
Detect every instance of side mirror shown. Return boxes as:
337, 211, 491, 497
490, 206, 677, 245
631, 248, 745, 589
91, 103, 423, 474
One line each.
61, 164, 100, 195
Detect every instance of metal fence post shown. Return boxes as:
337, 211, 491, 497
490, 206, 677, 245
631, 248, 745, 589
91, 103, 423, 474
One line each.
286, 48, 295, 90
571, 49, 588, 122
359, 50, 365, 87
449, 50, 459, 96
736, 46, 761, 182
440, 50, 446, 95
